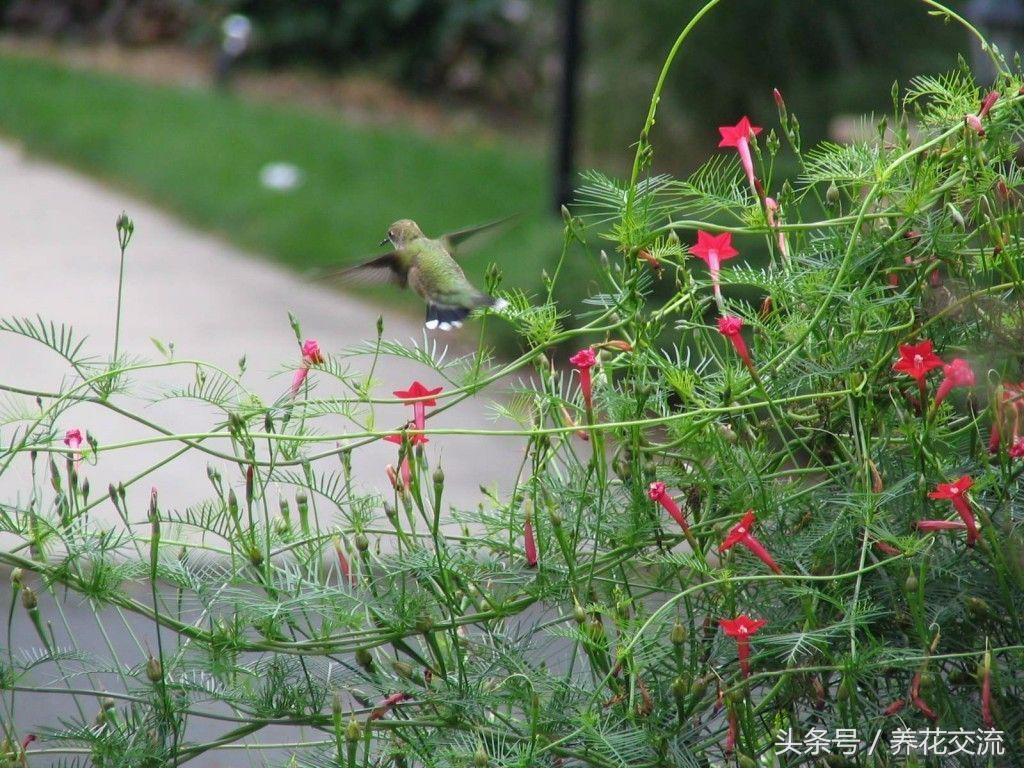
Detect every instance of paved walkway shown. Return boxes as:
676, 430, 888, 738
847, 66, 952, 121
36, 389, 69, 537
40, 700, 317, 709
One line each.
0, 140, 525, 533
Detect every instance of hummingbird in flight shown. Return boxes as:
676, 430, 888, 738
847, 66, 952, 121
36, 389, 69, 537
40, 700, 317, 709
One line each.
328, 218, 509, 330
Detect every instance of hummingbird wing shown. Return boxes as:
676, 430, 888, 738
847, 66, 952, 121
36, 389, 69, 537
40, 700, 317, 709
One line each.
440, 215, 517, 255
314, 252, 407, 288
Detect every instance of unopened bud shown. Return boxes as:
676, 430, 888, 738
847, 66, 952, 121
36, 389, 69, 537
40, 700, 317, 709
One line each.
670, 622, 688, 645
21, 586, 37, 610
346, 714, 362, 743
10, 568, 23, 586
826, 182, 840, 205
146, 656, 163, 683
355, 648, 374, 670
355, 533, 369, 552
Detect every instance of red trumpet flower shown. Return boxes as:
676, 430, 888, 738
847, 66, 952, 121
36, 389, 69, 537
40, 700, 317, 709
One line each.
290, 339, 324, 397
569, 348, 597, 412
719, 510, 782, 574
720, 615, 767, 678
393, 381, 443, 431
648, 481, 690, 533
933, 358, 975, 409
927, 475, 978, 546
689, 230, 740, 304
718, 116, 763, 194
717, 315, 755, 372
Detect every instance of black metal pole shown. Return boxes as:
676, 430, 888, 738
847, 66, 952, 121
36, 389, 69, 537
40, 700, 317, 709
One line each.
553, 0, 583, 212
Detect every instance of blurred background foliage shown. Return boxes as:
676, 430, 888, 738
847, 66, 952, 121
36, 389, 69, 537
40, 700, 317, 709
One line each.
0, 0, 986, 352
0, 0, 976, 165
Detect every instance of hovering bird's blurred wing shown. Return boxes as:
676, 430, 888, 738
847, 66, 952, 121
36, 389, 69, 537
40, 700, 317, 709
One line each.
315, 252, 407, 288
441, 215, 517, 255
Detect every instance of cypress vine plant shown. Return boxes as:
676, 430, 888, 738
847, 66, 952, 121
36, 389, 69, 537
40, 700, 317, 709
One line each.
2, 2, 1024, 766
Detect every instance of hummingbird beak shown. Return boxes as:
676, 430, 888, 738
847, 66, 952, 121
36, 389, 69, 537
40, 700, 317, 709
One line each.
380, 235, 391, 247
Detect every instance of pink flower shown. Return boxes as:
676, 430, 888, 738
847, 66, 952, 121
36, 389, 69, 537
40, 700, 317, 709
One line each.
63, 428, 84, 469
393, 381, 443, 431
689, 231, 740, 303
648, 481, 690, 533
63, 429, 83, 451
524, 512, 538, 567
720, 615, 767, 678
717, 315, 754, 371
965, 113, 985, 136
569, 348, 597, 412
301, 339, 324, 365
1011, 436, 1024, 459
719, 510, 782, 574
933, 358, 975, 409
290, 339, 324, 397
718, 116, 763, 193
928, 475, 978, 546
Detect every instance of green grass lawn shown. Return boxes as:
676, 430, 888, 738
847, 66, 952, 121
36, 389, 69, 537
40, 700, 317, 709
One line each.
0, 53, 564, 330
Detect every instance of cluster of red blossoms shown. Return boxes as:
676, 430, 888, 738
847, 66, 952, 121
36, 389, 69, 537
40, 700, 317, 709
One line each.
891, 341, 986, 547
891, 339, 975, 412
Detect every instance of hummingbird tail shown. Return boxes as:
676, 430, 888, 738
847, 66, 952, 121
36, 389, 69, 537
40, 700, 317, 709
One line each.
425, 295, 507, 331
425, 303, 470, 331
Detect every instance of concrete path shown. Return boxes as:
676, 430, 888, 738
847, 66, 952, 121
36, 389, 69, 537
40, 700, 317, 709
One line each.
0, 139, 526, 534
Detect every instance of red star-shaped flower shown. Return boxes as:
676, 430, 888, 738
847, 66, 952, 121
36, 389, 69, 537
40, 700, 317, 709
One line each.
394, 380, 444, 431
927, 475, 978, 546
720, 510, 756, 551
717, 117, 763, 148
690, 231, 739, 303
719, 614, 767, 678
689, 231, 739, 266
569, 347, 597, 369
393, 381, 444, 406
892, 340, 944, 382
720, 615, 767, 638
719, 510, 781, 574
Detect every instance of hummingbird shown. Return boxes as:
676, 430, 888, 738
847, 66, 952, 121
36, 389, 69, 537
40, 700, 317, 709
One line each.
328, 218, 509, 330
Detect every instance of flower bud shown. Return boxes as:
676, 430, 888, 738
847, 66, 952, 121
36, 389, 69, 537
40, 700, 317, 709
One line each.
331, 691, 343, 717
346, 714, 362, 743
355, 648, 374, 671
671, 622, 688, 646
392, 661, 414, 679
355, 533, 369, 552
903, 573, 918, 593
10, 568, 23, 586
826, 182, 840, 205
21, 586, 37, 610
146, 656, 163, 683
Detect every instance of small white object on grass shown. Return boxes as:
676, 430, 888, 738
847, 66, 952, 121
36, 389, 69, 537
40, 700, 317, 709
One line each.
259, 163, 303, 192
